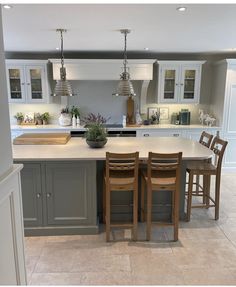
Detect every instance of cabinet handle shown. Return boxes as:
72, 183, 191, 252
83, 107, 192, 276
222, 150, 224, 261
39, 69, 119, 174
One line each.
175, 83, 178, 86
46, 193, 51, 198
21, 83, 25, 85
173, 133, 179, 137
180, 83, 184, 86
27, 83, 30, 85
143, 133, 150, 137
36, 193, 41, 198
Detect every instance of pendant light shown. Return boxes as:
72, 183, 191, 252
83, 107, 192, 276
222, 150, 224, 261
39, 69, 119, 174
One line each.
113, 29, 136, 97
53, 29, 74, 97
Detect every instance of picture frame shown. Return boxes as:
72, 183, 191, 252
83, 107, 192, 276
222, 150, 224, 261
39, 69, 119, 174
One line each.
147, 107, 159, 120
159, 107, 169, 120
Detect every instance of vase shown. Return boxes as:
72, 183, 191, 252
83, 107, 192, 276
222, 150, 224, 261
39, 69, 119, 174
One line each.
59, 113, 71, 126
86, 139, 107, 148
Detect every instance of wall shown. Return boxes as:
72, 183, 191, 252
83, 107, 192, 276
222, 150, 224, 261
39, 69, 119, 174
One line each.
0, 9, 12, 176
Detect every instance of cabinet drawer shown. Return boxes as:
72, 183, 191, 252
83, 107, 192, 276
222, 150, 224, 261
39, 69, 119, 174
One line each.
137, 130, 182, 137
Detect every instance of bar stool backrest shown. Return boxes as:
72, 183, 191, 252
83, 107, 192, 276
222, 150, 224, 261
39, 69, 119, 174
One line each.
210, 137, 228, 172
106, 152, 139, 180
199, 131, 214, 148
147, 152, 182, 184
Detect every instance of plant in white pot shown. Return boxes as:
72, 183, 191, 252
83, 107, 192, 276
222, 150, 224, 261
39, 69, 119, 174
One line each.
14, 112, 24, 125
59, 107, 71, 126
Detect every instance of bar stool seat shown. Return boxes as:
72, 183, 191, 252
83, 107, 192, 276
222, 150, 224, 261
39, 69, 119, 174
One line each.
103, 152, 139, 242
186, 136, 228, 221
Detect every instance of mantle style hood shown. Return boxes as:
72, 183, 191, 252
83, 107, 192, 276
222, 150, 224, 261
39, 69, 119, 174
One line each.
49, 59, 156, 81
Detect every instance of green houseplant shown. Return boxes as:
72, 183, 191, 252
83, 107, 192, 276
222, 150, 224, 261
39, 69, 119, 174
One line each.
41, 112, 50, 125
14, 112, 24, 125
85, 122, 108, 148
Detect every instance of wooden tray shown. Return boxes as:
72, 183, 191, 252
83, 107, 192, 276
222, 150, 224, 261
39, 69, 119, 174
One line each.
13, 133, 71, 145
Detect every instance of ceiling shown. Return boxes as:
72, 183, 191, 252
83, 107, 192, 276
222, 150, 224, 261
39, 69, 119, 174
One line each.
2, 3, 236, 53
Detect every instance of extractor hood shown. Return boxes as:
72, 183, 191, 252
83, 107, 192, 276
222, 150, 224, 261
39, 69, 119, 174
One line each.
49, 59, 156, 81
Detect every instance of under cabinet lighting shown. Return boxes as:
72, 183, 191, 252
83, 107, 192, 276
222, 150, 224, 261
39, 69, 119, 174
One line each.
177, 7, 187, 12
3, 4, 13, 9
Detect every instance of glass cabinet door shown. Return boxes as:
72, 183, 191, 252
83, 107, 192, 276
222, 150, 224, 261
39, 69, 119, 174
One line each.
159, 66, 179, 103
183, 69, 196, 99
7, 67, 25, 102
180, 66, 200, 103
26, 66, 45, 102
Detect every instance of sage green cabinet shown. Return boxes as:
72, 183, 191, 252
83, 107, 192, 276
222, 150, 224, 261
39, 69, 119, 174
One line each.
18, 161, 98, 236
20, 163, 43, 227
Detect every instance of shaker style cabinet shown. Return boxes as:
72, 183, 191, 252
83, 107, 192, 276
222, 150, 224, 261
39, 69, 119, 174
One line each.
16, 161, 98, 236
6, 60, 49, 103
157, 61, 205, 104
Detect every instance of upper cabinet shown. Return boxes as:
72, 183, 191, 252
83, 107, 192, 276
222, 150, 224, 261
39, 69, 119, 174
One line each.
6, 60, 50, 103
49, 59, 156, 80
157, 61, 205, 104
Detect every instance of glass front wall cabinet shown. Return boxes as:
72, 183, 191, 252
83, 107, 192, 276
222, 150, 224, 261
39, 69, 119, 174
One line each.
7, 66, 26, 103
158, 61, 205, 104
6, 60, 49, 103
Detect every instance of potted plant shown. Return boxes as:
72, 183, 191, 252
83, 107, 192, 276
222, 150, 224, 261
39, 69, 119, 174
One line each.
41, 112, 50, 125
14, 112, 24, 125
35, 113, 43, 125
59, 107, 72, 126
85, 122, 108, 148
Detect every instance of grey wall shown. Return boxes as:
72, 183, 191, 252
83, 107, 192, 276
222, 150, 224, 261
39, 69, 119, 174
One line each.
0, 9, 13, 177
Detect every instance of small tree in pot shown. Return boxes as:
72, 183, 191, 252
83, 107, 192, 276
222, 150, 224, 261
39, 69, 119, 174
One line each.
85, 122, 108, 148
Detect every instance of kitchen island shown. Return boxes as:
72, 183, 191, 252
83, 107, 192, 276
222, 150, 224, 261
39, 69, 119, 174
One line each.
13, 137, 213, 236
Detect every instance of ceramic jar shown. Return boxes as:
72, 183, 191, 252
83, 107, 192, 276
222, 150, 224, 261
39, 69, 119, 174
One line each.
59, 113, 72, 126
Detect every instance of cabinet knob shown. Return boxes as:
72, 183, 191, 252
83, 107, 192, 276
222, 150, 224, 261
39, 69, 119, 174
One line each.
143, 133, 150, 137
27, 83, 30, 85
180, 83, 184, 86
173, 133, 179, 137
21, 83, 25, 85
46, 193, 51, 198
36, 193, 41, 198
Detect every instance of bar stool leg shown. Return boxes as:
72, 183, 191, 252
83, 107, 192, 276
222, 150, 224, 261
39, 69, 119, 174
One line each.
106, 187, 111, 242
133, 186, 138, 241
146, 186, 152, 241
215, 175, 221, 220
140, 176, 145, 222
186, 171, 194, 222
103, 177, 106, 224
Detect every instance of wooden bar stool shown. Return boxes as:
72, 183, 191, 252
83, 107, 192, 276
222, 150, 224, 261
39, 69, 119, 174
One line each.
141, 152, 182, 241
186, 136, 228, 221
194, 131, 214, 193
103, 152, 139, 242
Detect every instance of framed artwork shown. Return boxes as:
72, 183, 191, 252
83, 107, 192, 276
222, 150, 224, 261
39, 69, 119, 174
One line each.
159, 107, 169, 120
147, 107, 159, 120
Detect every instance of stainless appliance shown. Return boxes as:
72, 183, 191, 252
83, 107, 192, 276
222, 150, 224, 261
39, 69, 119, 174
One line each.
71, 124, 136, 137
179, 110, 191, 125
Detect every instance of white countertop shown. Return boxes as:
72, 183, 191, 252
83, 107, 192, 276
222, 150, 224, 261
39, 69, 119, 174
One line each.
13, 137, 213, 161
11, 124, 221, 132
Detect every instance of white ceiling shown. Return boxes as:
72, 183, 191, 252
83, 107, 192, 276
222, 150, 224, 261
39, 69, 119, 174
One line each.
2, 3, 236, 53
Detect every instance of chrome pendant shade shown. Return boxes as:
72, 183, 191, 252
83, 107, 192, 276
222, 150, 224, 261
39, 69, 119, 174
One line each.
53, 29, 74, 97
113, 29, 136, 97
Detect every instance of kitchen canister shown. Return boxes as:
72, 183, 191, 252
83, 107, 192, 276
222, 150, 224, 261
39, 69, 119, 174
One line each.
59, 113, 72, 126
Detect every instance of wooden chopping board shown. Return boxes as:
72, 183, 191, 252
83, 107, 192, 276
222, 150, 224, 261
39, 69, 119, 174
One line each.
13, 133, 71, 145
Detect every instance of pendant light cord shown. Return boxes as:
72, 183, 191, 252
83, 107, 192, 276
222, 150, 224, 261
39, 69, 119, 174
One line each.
123, 30, 127, 74
60, 29, 64, 69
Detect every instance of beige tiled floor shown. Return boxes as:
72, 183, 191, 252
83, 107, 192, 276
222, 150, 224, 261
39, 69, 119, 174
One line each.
25, 173, 236, 285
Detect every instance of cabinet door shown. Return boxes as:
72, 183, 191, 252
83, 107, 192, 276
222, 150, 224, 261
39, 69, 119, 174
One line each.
6, 66, 26, 103
179, 65, 201, 103
45, 161, 97, 226
20, 163, 43, 227
158, 65, 179, 103
25, 65, 46, 103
